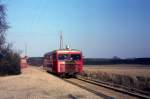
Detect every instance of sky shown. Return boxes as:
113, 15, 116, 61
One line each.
2, 0, 150, 58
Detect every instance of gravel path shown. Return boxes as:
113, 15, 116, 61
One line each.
0, 66, 101, 99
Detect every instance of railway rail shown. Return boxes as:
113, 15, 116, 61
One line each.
78, 75, 150, 98
63, 76, 150, 99
39, 67, 150, 99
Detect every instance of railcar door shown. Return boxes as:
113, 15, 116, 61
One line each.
52, 53, 58, 73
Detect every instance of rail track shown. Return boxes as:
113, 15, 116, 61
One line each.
63, 76, 150, 99
39, 67, 150, 99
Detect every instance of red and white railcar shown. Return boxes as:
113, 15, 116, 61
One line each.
43, 49, 83, 77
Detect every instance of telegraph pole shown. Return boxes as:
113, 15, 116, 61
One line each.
25, 43, 27, 57
60, 31, 63, 50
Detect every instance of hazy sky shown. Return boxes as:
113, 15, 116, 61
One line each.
3, 0, 150, 58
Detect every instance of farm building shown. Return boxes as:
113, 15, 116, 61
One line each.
20, 56, 28, 68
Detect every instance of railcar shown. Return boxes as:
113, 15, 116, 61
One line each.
43, 49, 83, 77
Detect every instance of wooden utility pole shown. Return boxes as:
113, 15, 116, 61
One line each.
25, 43, 27, 57
60, 31, 63, 49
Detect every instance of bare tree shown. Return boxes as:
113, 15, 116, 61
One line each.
0, 3, 20, 75
0, 4, 9, 50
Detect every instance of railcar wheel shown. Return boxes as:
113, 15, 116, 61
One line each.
72, 73, 77, 78
60, 73, 65, 78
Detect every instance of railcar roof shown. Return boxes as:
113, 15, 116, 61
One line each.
44, 49, 81, 56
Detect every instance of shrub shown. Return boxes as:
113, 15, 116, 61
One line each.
0, 45, 21, 75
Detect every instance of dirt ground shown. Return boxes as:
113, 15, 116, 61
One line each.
84, 64, 150, 77
0, 66, 100, 99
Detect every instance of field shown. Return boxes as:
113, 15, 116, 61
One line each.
82, 64, 150, 93
84, 64, 150, 77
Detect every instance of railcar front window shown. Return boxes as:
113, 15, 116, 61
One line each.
58, 54, 68, 60
58, 54, 81, 60
71, 54, 81, 60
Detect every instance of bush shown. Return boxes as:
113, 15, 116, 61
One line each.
0, 45, 21, 75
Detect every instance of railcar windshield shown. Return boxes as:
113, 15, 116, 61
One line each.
58, 54, 81, 60
71, 54, 81, 60
58, 54, 69, 60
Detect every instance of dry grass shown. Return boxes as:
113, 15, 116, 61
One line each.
84, 64, 150, 77
0, 66, 100, 99
81, 64, 150, 93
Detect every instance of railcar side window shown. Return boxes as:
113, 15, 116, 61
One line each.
50, 56, 52, 61
46, 55, 50, 60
